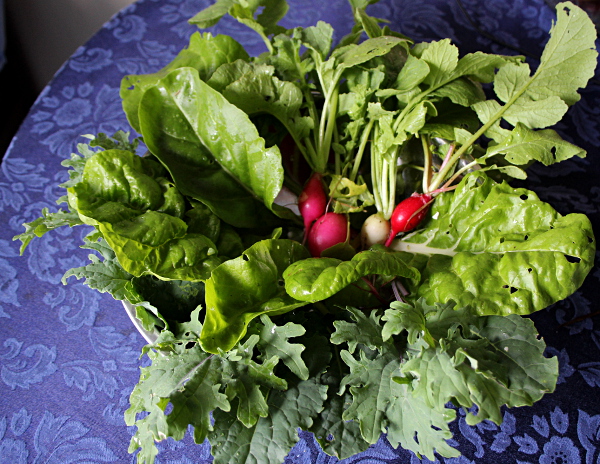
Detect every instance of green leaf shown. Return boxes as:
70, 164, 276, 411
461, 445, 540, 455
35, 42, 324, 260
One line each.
470, 2, 597, 142
382, 300, 558, 426
383, 377, 459, 459
209, 373, 327, 464
420, 39, 459, 87
200, 239, 310, 354
190, 0, 288, 48
208, 335, 329, 464
251, 314, 309, 380
339, 348, 458, 459
331, 306, 386, 353
14, 208, 83, 254
431, 77, 486, 107
121, 32, 249, 132
452, 51, 523, 83
188, 0, 236, 28
284, 249, 420, 303
68, 149, 223, 281
208, 61, 312, 141
328, 175, 374, 213
381, 300, 439, 347
126, 341, 230, 461
139, 67, 290, 228
220, 335, 287, 428
300, 21, 335, 60
62, 234, 138, 301
338, 36, 409, 70
488, 123, 586, 165
525, 1, 598, 106
391, 172, 596, 315
394, 53, 430, 91
310, 389, 370, 459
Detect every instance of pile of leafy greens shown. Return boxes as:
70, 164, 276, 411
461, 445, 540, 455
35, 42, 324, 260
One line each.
15, 1, 598, 463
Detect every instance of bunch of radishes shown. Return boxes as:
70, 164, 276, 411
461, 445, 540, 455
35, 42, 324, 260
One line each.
298, 171, 435, 257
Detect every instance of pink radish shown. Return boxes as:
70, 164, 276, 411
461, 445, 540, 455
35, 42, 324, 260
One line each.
298, 172, 327, 234
384, 193, 433, 247
307, 212, 349, 257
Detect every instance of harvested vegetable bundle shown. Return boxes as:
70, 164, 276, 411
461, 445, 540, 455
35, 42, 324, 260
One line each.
14, 1, 597, 463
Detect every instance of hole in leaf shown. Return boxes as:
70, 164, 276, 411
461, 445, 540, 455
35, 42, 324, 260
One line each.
510, 287, 518, 294
499, 237, 505, 243
277, 279, 284, 286
564, 254, 581, 264
550, 146, 557, 161
185, 341, 196, 350
340, 187, 350, 195
524, 235, 529, 241
589, 236, 594, 244
242, 254, 249, 261
520, 194, 528, 201
165, 402, 174, 415
502, 284, 509, 288
527, 268, 533, 273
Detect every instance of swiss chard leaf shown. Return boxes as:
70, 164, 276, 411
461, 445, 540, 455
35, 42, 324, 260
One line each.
284, 249, 419, 303
121, 32, 249, 132
391, 171, 596, 315
207, 60, 312, 141
200, 239, 310, 354
138, 67, 293, 228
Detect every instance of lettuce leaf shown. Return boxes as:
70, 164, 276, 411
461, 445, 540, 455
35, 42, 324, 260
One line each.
68, 148, 222, 281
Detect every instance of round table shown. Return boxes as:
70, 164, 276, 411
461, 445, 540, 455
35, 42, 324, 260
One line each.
1, 0, 599, 463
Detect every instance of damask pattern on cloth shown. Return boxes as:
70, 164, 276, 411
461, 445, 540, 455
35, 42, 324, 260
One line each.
1, 0, 599, 462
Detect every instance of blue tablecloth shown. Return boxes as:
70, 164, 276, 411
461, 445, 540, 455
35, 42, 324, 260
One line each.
1, 0, 599, 463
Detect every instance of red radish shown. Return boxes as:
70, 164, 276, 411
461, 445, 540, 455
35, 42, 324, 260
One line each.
307, 212, 349, 257
298, 172, 327, 234
384, 193, 433, 247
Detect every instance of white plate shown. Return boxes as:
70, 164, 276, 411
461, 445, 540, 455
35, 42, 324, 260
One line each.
122, 300, 160, 344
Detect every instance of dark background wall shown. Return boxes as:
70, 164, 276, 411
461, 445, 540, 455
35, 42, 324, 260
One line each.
0, 0, 136, 158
